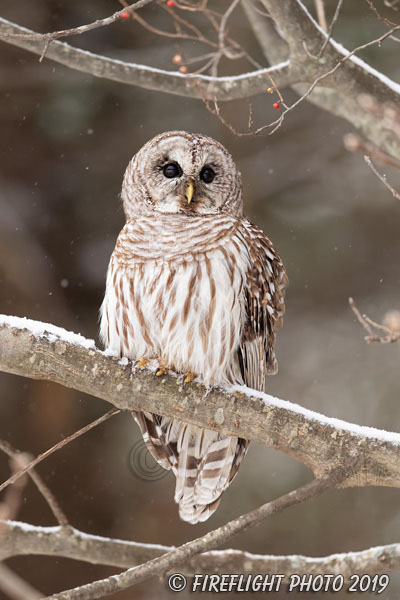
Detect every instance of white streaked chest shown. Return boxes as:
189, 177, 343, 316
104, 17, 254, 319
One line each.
100, 220, 250, 385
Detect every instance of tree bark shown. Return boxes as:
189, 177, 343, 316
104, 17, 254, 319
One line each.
1, 316, 400, 490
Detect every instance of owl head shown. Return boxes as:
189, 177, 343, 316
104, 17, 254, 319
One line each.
121, 131, 243, 219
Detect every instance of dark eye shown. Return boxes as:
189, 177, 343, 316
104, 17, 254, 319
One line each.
163, 162, 182, 178
200, 166, 215, 184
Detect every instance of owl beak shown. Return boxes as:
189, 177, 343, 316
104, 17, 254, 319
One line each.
185, 181, 195, 204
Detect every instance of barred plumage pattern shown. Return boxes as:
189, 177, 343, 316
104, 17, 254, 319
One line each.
100, 131, 287, 524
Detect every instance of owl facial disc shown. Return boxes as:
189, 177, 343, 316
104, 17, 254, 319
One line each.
122, 131, 243, 218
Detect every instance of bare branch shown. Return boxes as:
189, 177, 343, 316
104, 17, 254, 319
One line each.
0, 563, 42, 600
1, 1, 400, 158
364, 155, 400, 200
0, 409, 119, 495
241, 0, 289, 63
218, 0, 241, 58
258, 0, 400, 159
43, 471, 345, 600
0, 17, 292, 101
0, 440, 68, 526
251, 19, 400, 137
366, 0, 399, 28
0, 450, 28, 523
344, 133, 400, 170
1, 316, 400, 490
314, 0, 328, 32
350, 298, 400, 344
317, 0, 344, 57
1, 518, 399, 580
0, 0, 154, 42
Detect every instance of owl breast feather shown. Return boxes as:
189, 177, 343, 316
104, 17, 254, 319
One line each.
100, 215, 254, 386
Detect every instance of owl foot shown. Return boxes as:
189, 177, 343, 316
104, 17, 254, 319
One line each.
154, 358, 169, 377
155, 367, 167, 377
184, 372, 196, 384
178, 372, 196, 391
135, 356, 150, 370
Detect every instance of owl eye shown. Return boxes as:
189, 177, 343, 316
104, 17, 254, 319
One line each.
200, 166, 216, 184
163, 162, 182, 178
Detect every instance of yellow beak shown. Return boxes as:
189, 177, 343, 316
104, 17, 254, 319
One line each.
185, 181, 194, 204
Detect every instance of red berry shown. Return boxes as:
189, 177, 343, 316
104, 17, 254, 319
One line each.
172, 54, 182, 64
273, 102, 280, 109
120, 11, 129, 19
179, 66, 188, 74
167, 0, 175, 6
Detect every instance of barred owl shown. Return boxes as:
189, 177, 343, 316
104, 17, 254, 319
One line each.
100, 131, 287, 524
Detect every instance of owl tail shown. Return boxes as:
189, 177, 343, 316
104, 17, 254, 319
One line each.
132, 411, 248, 524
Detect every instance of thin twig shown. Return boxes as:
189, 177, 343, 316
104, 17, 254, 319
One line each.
44, 468, 349, 600
0, 452, 27, 523
385, 0, 400, 10
366, 0, 399, 28
218, 0, 242, 59
343, 133, 400, 170
318, 0, 344, 57
364, 155, 400, 200
0, 563, 42, 600
177, 0, 208, 12
0, 409, 120, 495
0, 440, 68, 526
349, 297, 374, 336
349, 298, 400, 344
0, 0, 154, 42
130, 8, 218, 48
314, 0, 328, 31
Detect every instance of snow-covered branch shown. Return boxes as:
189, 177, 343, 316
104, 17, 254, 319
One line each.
35, 474, 347, 599
1, 314, 400, 490
252, 0, 400, 160
1, 0, 400, 158
1, 519, 399, 580
0, 17, 292, 102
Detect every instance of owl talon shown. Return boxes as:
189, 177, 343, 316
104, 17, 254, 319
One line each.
136, 357, 149, 369
184, 372, 196, 384
179, 372, 196, 391
155, 368, 166, 377
204, 385, 214, 398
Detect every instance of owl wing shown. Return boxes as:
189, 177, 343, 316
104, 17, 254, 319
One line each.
237, 220, 288, 391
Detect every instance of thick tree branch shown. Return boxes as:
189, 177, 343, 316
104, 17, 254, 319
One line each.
1, 1, 400, 159
1, 315, 400, 490
43, 473, 343, 600
1, 519, 399, 580
0, 1, 153, 43
255, 0, 400, 159
241, 0, 289, 64
0, 17, 292, 101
